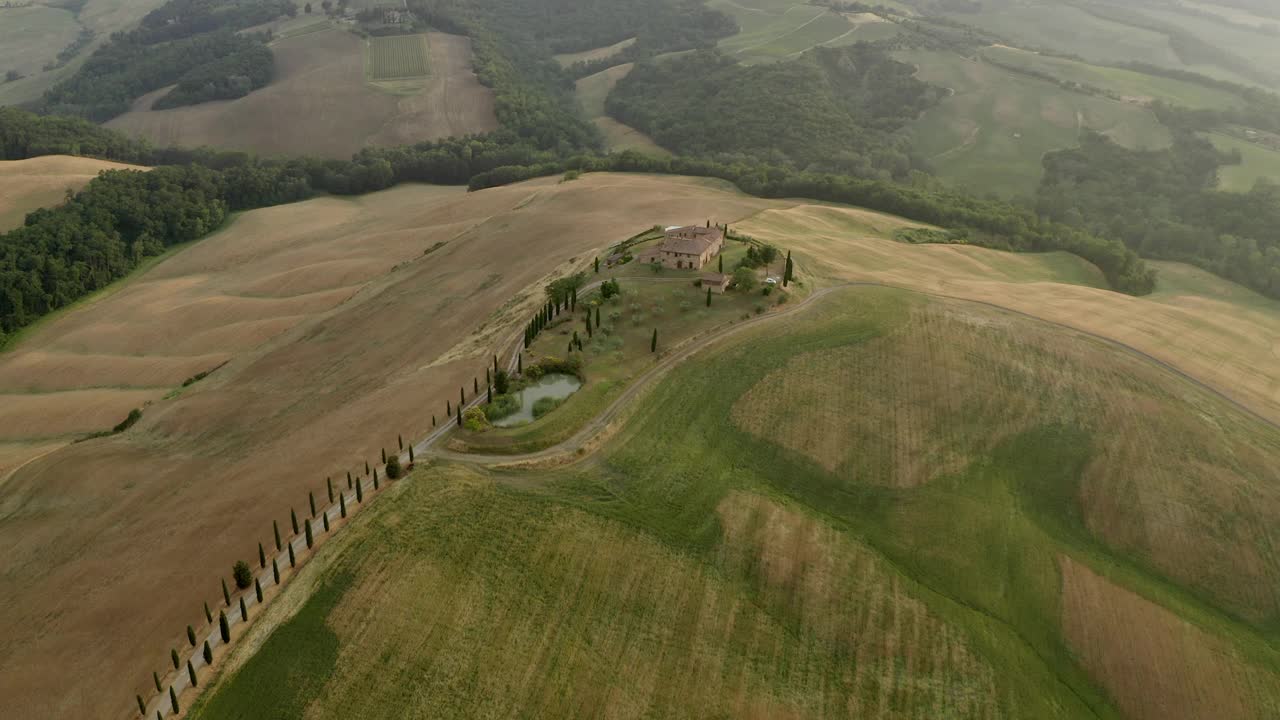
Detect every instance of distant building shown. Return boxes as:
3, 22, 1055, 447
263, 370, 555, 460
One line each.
646, 224, 724, 270
701, 272, 730, 293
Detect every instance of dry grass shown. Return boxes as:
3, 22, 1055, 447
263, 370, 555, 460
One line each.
575, 63, 669, 155
0, 156, 145, 231
732, 298, 1280, 623
553, 37, 636, 67
105, 31, 496, 159
0, 173, 790, 720
736, 203, 1280, 427
1059, 556, 1280, 720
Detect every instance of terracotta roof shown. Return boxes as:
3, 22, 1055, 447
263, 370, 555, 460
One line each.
662, 226, 723, 255
701, 272, 729, 285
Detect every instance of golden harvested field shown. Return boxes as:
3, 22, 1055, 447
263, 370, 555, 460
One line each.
105, 30, 497, 159
736, 203, 1280, 426
0, 155, 144, 231
1060, 557, 1280, 720
0, 173, 789, 720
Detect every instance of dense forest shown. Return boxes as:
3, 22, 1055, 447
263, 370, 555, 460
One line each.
608, 46, 940, 181
1039, 131, 1280, 297
39, 0, 289, 121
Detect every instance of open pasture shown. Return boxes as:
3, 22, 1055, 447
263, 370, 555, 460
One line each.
106, 30, 495, 158
575, 63, 669, 155
367, 33, 429, 81
553, 36, 635, 67
0, 155, 143, 232
981, 44, 1245, 109
708, 0, 896, 64
0, 5, 80, 80
0, 173, 792, 720
898, 49, 1172, 197
1208, 131, 1280, 191
734, 202, 1280, 427
195, 284, 1280, 719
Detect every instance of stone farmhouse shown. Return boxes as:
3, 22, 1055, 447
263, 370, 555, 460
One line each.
638, 224, 725, 270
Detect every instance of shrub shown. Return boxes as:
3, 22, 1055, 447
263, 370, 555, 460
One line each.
494, 369, 510, 394
233, 560, 252, 589
532, 396, 562, 419
386, 455, 403, 479
463, 406, 491, 432
733, 266, 757, 291
112, 408, 142, 433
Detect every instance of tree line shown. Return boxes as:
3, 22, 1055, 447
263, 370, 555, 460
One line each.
38, 0, 290, 121
1038, 131, 1280, 298
607, 46, 940, 182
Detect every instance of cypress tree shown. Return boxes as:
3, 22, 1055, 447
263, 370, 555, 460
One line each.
568, 340, 573, 354
594, 256, 599, 273
255, 578, 263, 603
706, 287, 712, 306
290, 508, 298, 535
305, 519, 313, 549
571, 286, 577, 311
258, 542, 265, 569
203, 641, 212, 665
487, 384, 492, 403
651, 328, 658, 353
204, 601, 213, 624
288, 542, 296, 568
153, 671, 162, 693
524, 327, 530, 349
309, 491, 316, 518
188, 659, 197, 687
446, 399, 451, 416
272, 558, 279, 584
373, 467, 379, 489
219, 611, 229, 642
239, 596, 247, 621
432, 414, 437, 427
327, 476, 334, 503
408, 445, 415, 463
171, 648, 179, 669
364, 460, 370, 475
340, 493, 347, 518
356, 477, 364, 503
137, 693, 146, 715
398, 434, 404, 450
473, 376, 479, 394
222, 579, 230, 607
187, 625, 196, 647
323, 512, 330, 532
494, 354, 499, 377
456, 406, 462, 427
517, 353, 523, 374
158, 711, 163, 720
347, 471, 353, 489
169, 687, 179, 714
595, 306, 601, 327
273, 520, 281, 551
485, 367, 491, 385
718, 254, 723, 273
381, 447, 386, 463
460, 386, 465, 405
585, 313, 592, 335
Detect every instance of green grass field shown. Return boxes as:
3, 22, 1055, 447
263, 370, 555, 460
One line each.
708, 0, 899, 64
190, 285, 1280, 720
1208, 131, 1280, 191
981, 45, 1245, 109
899, 49, 1171, 198
0, 5, 81, 79
575, 64, 670, 155
366, 34, 429, 81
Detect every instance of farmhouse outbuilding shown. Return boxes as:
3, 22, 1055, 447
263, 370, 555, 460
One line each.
701, 272, 730, 293
648, 223, 724, 270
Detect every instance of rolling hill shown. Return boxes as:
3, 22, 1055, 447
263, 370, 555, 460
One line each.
0, 154, 143, 231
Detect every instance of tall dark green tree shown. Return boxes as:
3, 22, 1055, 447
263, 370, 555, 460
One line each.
327, 476, 334, 503
255, 577, 263, 603
171, 648, 179, 669
203, 641, 212, 665
408, 445, 415, 463
170, 686, 179, 714
188, 660, 197, 687
651, 328, 658, 353
258, 542, 266, 569
288, 542, 296, 567
138, 694, 146, 715
272, 557, 280, 583
323, 512, 330, 532
154, 670, 162, 692
381, 447, 387, 463
221, 579, 230, 607
187, 625, 196, 647
273, 520, 281, 551
346, 471, 353, 489
356, 477, 364, 503
219, 610, 230, 642
339, 493, 347, 519
594, 256, 599, 273
718, 254, 723, 273
290, 508, 298, 535
304, 519, 313, 548
239, 595, 247, 621
233, 560, 252, 589
706, 287, 712, 306
204, 601, 213, 624
309, 491, 316, 518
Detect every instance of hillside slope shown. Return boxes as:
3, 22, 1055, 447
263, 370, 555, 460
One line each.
0, 155, 144, 231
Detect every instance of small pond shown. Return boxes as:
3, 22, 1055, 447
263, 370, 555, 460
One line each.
491, 373, 582, 427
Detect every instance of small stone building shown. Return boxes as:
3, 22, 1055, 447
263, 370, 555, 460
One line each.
649, 224, 724, 270
701, 272, 730, 293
